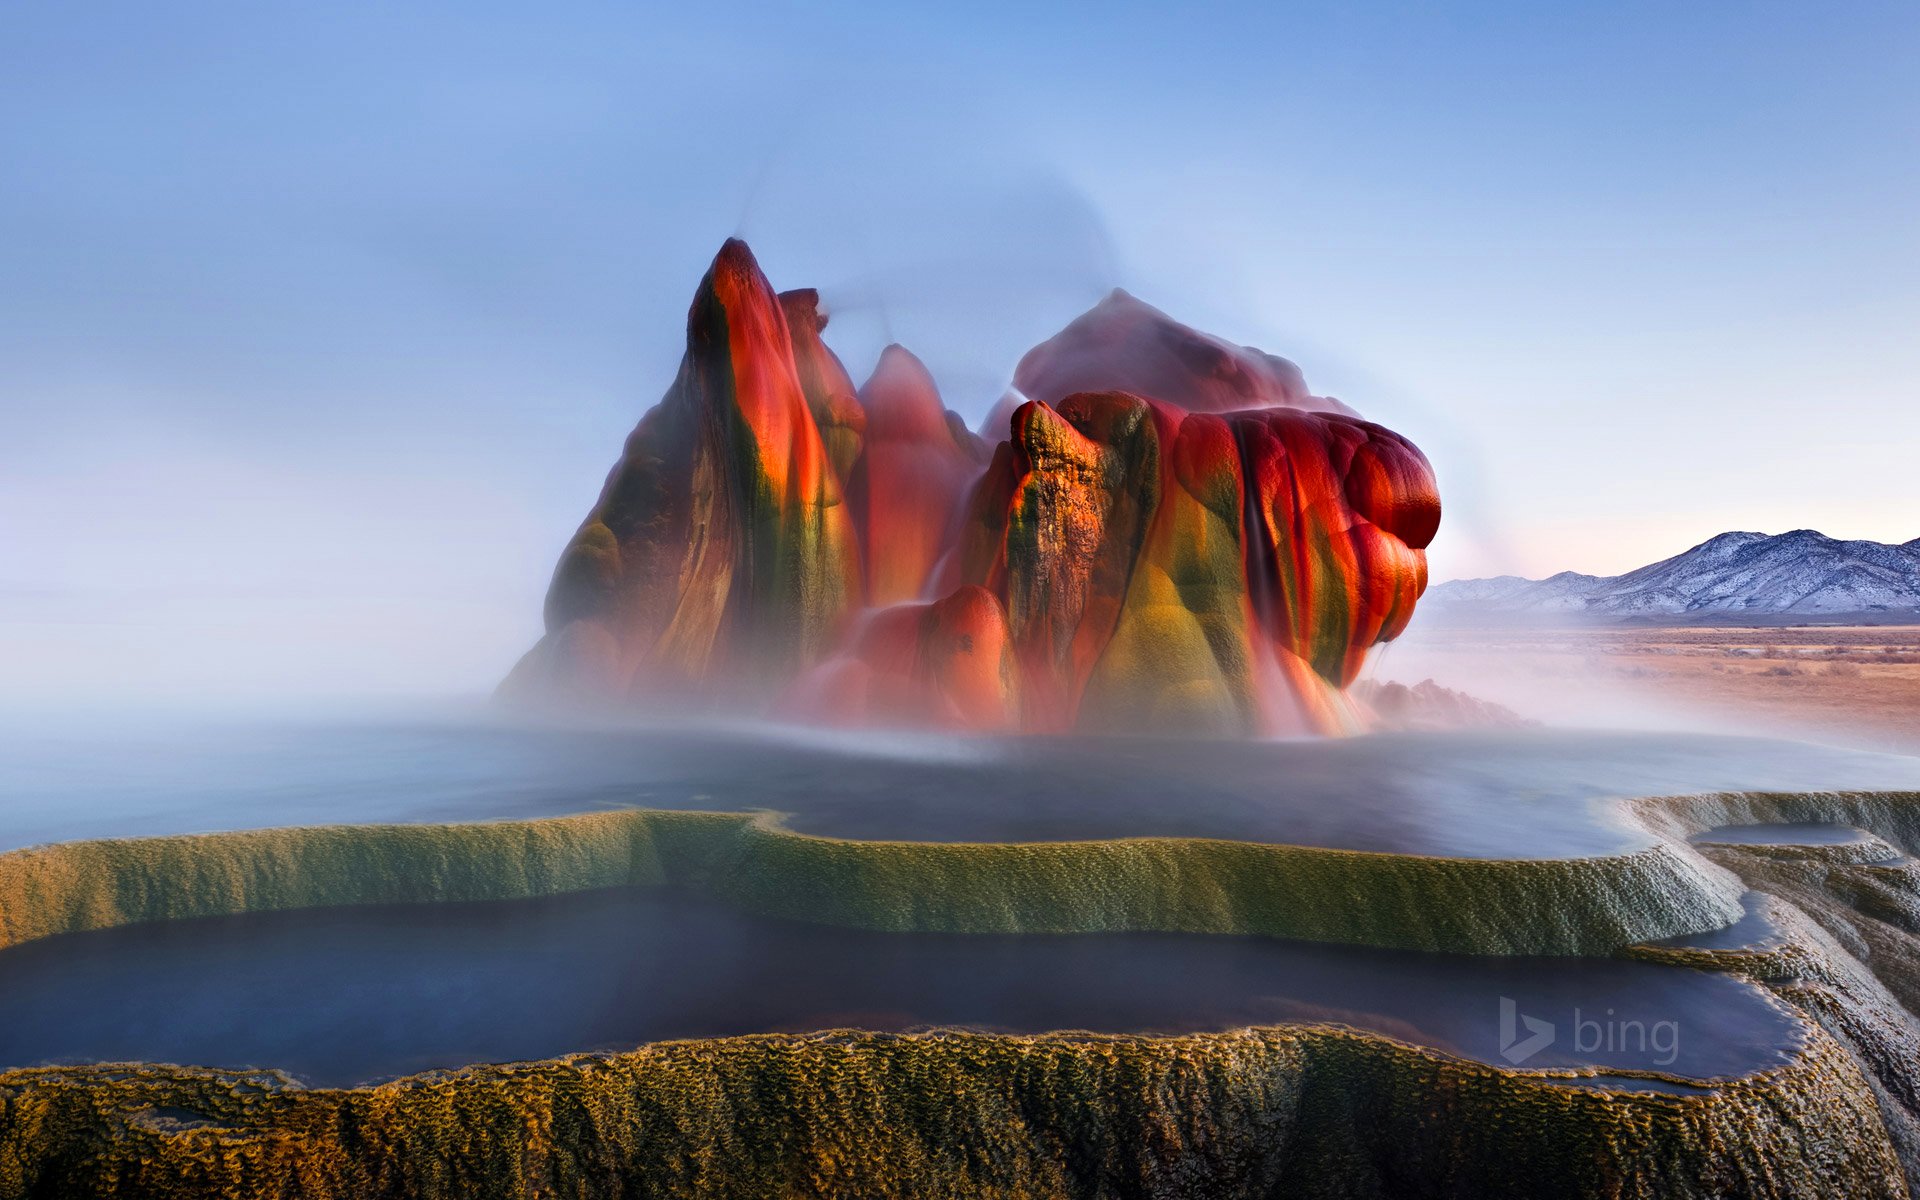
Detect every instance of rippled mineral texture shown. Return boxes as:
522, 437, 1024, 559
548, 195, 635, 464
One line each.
503, 241, 1440, 733
8, 793, 1920, 1199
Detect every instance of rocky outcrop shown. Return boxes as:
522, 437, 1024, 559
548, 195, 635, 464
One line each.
501, 240, 859, 706
504, 243, 1440, 734
944, 394, 1438, 734
779, 288, 866, 485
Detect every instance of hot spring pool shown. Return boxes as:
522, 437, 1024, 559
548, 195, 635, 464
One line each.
0, 886, 1795, 1088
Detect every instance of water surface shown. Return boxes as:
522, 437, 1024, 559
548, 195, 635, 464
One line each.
1692, 822, 1883, 848
0, 888, 1798, 1088
3, 715, 1918, 858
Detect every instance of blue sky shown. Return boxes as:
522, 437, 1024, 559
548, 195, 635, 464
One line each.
2, 1, 1915, 699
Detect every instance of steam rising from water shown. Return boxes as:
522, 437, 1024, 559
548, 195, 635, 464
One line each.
4, 713, 1918, 857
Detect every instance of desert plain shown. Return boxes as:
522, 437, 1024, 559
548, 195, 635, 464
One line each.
1393, 621, 1920, 751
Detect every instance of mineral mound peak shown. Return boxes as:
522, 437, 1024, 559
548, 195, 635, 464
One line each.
504, 240, 1440, 735
1012, 287, 1354, 418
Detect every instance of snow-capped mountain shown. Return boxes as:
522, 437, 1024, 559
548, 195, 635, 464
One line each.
1428, 531, 1920, 619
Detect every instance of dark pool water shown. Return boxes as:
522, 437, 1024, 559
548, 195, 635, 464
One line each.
0, 888, 1800, 1088
3, 714, 1918, 858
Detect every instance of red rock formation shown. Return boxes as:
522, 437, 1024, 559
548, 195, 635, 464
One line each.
501, 240, 859, 706
1238, 409, 1437, 689
505, 244, 1440, 737
780, 288, 866, 486
947, 392, 1438, 735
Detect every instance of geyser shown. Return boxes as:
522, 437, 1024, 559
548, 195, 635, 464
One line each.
501, 240, 1440, 734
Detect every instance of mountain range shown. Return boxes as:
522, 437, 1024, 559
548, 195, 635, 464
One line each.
1427, 530, 1920, 621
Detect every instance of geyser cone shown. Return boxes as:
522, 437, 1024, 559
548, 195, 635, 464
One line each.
948, 390, 1437, 735
506, 246, 1438, 735
502, 239, 858, 705
1014, 288, 1353, 417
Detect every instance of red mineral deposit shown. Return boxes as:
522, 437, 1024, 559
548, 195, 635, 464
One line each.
500, 240, 859, 706
505, 242, 1438, 735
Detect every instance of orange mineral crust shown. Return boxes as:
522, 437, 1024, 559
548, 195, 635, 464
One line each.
947, 393, 1437, 735
503, 242, 1439, 735
779, 288, 867, 485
